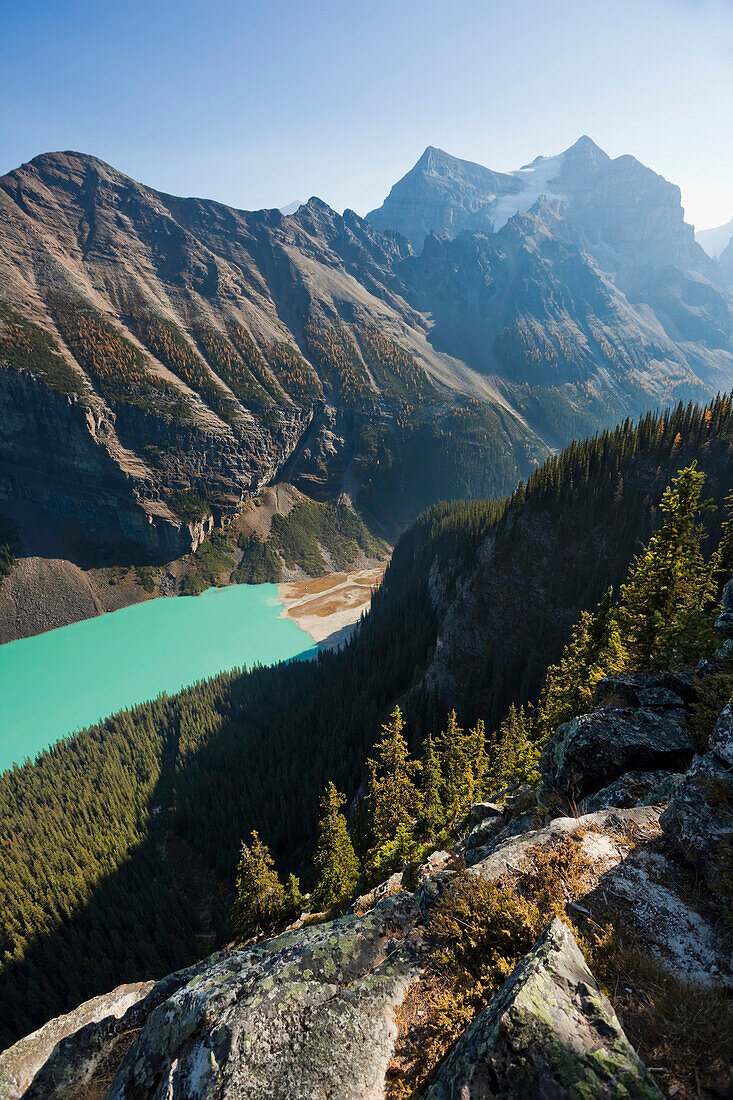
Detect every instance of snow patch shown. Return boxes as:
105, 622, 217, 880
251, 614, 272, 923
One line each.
488, 152, 567, 230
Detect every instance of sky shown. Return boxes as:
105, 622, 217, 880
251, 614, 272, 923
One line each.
1, 0, 732, 230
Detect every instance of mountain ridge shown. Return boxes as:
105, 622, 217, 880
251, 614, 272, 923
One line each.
1, 140, 733, 616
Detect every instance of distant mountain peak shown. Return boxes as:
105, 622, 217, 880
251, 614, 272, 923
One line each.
366, 136, 709, 275
697, 216, 733, 259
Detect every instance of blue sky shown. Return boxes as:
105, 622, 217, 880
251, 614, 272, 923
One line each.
1, 0, 732, 228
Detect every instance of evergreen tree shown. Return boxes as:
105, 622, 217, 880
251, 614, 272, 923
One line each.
366, 706, 421, 847
709, 488, 733, 601
231, 831, 285, 940
283, 873, 305, 921
619, 463, 715, 667
536, 589, 626, 738
312, 783, 360, 911
485, 705, 539, 793
418, 733, 445, 838
437, 711, 486, 826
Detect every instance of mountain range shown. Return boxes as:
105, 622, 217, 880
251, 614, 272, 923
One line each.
1, 136, 733, 586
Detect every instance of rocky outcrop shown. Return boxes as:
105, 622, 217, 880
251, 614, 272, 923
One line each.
539, 706, 691, 803
710, 701, 733, 766
0, 982, 153, 1100
581, 769, 683, 813
8, 789, 732, 1099
660, 752, 733, 895
421, 918, 662, 1100
25, 894, 423, 1100
592, 672, 690, 710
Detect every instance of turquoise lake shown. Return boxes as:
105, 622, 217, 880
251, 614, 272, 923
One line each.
0, 584, 317, 774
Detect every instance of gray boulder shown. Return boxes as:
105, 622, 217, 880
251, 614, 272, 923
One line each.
540, 707, 691, 802
463, 802, 505, 851
659, 753, 733, 895
27, 893, 423, 1100
422, 918, 662, 1100
592, 673, 687, 710
710, 701, 733, 766
581, 770, 683, 813
0, 982, 153, 1100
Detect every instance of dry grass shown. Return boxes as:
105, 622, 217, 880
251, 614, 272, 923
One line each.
588, 925, 733, 1099
517, 834, 593, 917
66, 1027, 141, 1100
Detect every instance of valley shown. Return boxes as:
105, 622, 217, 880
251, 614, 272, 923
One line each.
2, 128, 733, 1098
2, 135, 733, 649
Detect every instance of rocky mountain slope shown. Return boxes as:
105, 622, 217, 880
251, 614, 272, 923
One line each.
0, 151, 544, 564
1, 397, 731, 1055
1, 139, 733, 592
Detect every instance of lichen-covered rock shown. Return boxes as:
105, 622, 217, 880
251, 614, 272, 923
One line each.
581, 770, 682, 813
540, 707, 691, 801
592, 673, 687, 711
710, 701, 733, 766
468, 805, 661, 881
659, 753, 733, 895
463, 802, 505, 851
421, 918, 662, 1100
25, 893, 424, 1100
0, 982, 153, 1100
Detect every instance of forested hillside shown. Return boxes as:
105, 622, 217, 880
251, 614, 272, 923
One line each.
2, 395, 733, 1044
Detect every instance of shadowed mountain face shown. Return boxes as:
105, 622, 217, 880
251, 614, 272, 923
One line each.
1, 142, 732, 560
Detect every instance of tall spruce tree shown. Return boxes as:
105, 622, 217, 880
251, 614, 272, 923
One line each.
312, 782, 360, 911
418, 733, 445, 838
366, 706, 421, 847
485, 705, 539, 792
437, 711, 487, 826
536, 588, 626, 738
231, 830, 285, 940
619, 463, 715, 667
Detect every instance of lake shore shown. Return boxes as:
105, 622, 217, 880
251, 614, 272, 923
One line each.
277, 565, 387, 649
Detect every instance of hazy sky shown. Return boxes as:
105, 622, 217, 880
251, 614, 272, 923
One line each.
2, 0, 732, 229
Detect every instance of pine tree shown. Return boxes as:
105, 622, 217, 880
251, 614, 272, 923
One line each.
230, 830, 285, 940
536, 588, 626, 738
485, 705, 539, 793
418, 733, 445, 838
312, 782, 360, 911
708, 488, 733, 601
437, 710, 485, 826
283, 873, 305, 921
619, 463, 715, 667
366, 706, 421, 847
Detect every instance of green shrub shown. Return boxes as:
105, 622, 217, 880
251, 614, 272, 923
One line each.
135, 565, 159, 593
